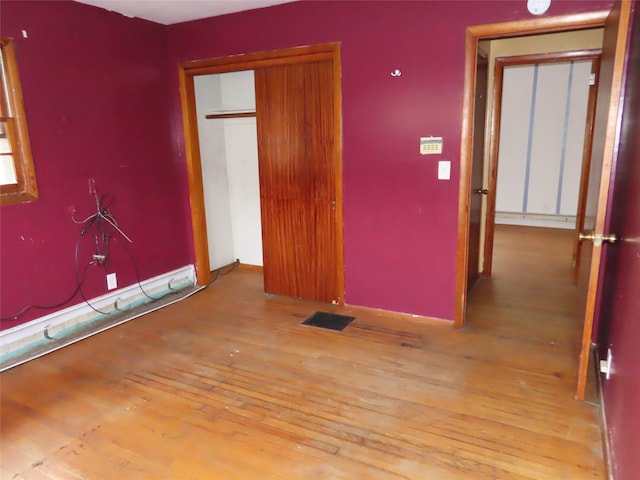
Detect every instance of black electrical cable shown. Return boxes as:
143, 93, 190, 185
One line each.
2, 188, 211, 323
1, 228, 99, 321
119, 239, 162, 302
72, 191, 120, 315
208, 260, 240, 286
74, 228, 110, 317
1, 191, 119, 322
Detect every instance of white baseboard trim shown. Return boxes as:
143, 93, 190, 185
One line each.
0, 265, 195, 361
495, 212, 576, 230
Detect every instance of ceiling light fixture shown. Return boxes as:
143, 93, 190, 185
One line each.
527, 0, 551, 15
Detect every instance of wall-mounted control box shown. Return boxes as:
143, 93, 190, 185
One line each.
420, 136, 443, 155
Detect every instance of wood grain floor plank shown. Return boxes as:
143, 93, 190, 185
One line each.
0, 226, 605, 479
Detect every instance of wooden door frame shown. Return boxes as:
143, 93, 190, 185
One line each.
575, 0, 632, 400
572, 58, 601, 282
466, 47, 489, 292
482, 49, 602, 278
178, 43, 344, 300
454, 10, 609, 328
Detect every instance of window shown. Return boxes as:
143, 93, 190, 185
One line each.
1, 37, 38, 205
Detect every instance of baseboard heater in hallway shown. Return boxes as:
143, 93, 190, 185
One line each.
494, 211, 576, 229
302, 311, 355, 331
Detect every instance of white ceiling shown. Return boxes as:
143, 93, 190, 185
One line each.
74, 0, 298, 25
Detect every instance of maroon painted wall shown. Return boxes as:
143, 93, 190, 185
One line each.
0, 0, 616, 331
167, 0, 613, 320
0, 1, 190, 330
596, 3, 640, 479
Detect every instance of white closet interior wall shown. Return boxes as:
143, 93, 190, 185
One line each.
194, 71, 263, 270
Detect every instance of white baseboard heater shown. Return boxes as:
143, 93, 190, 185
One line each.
0, 265, 199, 371
495, 212, 576, 230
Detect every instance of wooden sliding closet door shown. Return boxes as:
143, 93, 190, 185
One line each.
254, 61, 340, 303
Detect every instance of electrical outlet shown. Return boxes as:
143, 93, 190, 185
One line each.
600, 348, 613, 380
106, 273, 117, 290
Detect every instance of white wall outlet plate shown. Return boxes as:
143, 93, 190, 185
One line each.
107, 273, 117, 290
600, 348, 613, 380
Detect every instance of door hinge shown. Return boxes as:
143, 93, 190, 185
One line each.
589, 73, 596, 86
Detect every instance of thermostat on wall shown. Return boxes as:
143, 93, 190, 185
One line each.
420, 136, 443, 155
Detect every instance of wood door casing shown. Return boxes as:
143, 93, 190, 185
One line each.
575, 0, 632, 400
467, 50, 488, 291
594, 5, 640, 473
178, 44, 344, 302
454, 10, 610, 328
572, 58, 601, 281
255, 61, 340, 303
483, 50, 601, 278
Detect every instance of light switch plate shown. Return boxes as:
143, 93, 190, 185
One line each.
438, 161, 451, 180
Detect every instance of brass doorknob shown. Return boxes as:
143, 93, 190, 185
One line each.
578, 232, 618, 244
578, 232, 595, 242
474, 188, 489, 195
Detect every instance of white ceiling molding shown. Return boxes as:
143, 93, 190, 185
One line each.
74, 0, 298, 25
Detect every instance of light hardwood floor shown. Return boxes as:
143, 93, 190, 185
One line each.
0, 225, 605, 479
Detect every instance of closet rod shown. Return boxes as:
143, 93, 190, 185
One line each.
205, 112, 256, 120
